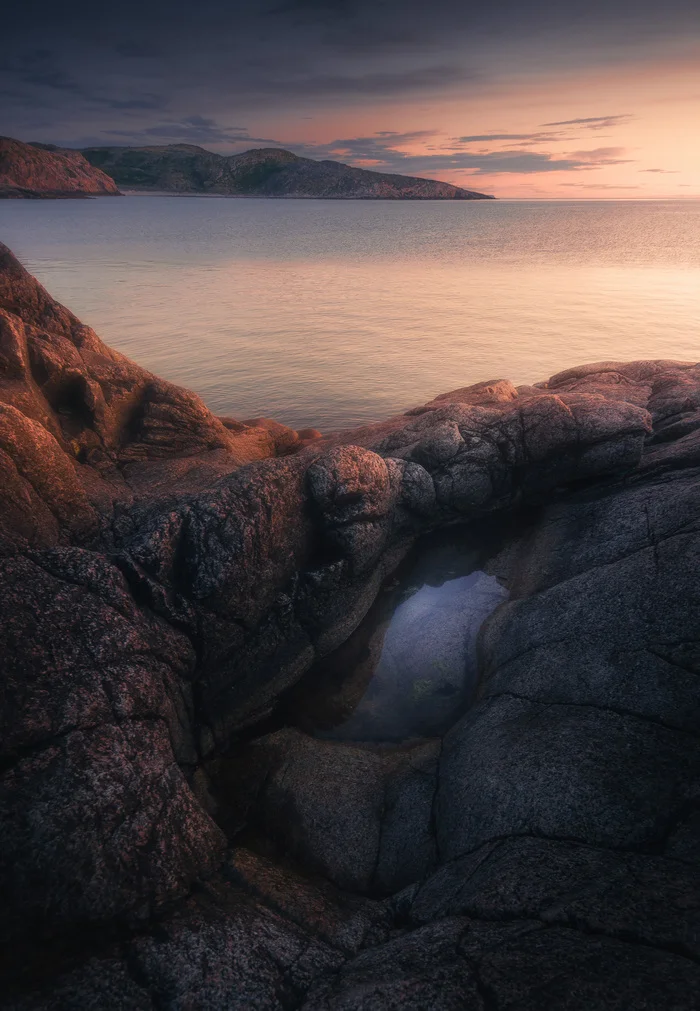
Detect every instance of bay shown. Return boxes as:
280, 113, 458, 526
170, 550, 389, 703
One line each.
1, 196, 698, 430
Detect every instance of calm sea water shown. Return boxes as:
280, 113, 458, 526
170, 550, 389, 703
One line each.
1, 197, 699, 430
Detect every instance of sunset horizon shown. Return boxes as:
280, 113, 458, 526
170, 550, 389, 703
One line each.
4, 0, 699, 199
2, 2, 700, 1007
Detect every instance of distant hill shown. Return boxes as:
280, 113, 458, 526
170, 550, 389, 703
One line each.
81, 144, 494, 200
0, 137, 121, 198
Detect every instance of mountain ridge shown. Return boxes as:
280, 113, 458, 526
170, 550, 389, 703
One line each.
81, 142, 495, 199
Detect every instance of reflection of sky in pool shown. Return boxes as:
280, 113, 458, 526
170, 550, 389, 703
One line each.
330, 571, 507, 741
288, 535, 509, 742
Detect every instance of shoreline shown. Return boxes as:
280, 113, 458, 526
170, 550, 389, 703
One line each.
2, 241, 700, 1009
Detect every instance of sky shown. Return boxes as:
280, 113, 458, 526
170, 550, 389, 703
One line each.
2, 0, 699, 198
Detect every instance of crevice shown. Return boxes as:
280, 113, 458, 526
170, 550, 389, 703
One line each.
476, 912, 700, 969
479, 689, 700, 741
644, 644, 700, 678
430, 736, 445, 864
438, 826, 694, 874
466, 956, 501, 1011
370, 791, 388, 894
121, 941, 163, 1010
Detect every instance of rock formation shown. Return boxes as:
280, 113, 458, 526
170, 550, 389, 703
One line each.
80, 143, 494, 199
0, 138, 121, 198
1, 242, 699, 1008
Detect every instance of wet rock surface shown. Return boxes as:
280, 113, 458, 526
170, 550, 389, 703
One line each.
1, 243, 700, 1008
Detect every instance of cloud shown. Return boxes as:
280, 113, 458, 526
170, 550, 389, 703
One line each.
101, 94, 165, 111
244, 64, 477, 98
640, 167, 678, 173
2, 0, 697, 166
456, 132, 563, 145
290, 132, 633, 175
271, 0, 353, 16
541, 114, 632, 130
3, 50, 88, 97
103, 116, 279, 147
113, 40, 162, 58
454, 124, 633, 150
560, 182, 641, 189
565, 146, 633, 165
297, 129, 437, 159
0, 48, 169, 116
432, 152, 593, 174
292, 130, 642, 176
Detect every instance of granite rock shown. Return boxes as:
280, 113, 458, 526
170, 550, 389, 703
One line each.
0, 137, 120, 198
1, 243, 700, 1008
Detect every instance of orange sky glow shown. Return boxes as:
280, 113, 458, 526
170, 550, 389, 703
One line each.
257, 44, 700, 199
4, 1, 699, 200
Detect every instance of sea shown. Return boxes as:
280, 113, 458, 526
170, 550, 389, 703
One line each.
1, 196, 699, 432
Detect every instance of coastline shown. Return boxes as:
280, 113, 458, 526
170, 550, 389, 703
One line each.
116, 188, 496, 199
0, 242, 699, 1007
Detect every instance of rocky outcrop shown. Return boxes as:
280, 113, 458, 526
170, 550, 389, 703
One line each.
1, 243, 699, 1008
0, 241, 310, 552
80, 143, 494, 199
0, 137, 121, 198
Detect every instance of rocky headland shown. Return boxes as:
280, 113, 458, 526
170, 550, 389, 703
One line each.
1, 240, 699, 1009
80, 143, 494, 199
0, 138, 121, 199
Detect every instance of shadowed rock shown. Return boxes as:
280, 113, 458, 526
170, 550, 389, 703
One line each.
1, 242, 700, 1008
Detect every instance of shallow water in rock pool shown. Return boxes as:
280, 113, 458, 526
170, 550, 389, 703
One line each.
287, 532, 509, 743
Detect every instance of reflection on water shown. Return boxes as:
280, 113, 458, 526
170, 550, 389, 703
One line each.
288, 532, 509, 742
1, 197, 699, 430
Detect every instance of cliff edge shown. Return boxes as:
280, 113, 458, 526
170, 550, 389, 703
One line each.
0, 137, 121, 198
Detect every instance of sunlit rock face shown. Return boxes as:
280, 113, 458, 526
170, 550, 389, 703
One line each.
2, 242, 700, 1008
0, 137, 121, 198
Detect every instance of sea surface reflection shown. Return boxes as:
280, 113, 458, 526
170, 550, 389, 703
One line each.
1, 197, 699, 431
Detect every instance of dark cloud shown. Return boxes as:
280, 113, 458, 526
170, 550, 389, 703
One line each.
291, 132, 633, 175
270, 0, 355, 20
102, 95, 166, 112
566, 146, 633, 164
103, 117, 280, 147
456, 131, 568, 146
0, 48, 168, 116
242, 65, 478, 98
541, 114, 632, 130
455, 119, 635, 149
272, 0, 352, 11
2, 49, 87, 97
294, 130, 437, 160
113, 41, 162, 59
1, 0, 697, 149
416, 152, 595, 175
458, 133, 551, 142
640, 167, 678, 173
